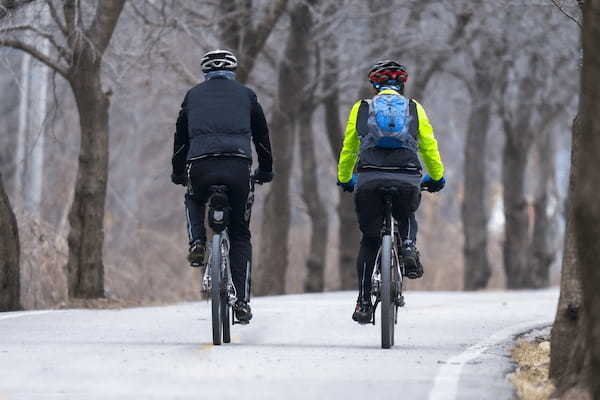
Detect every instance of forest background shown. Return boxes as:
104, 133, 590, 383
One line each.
0, 0, 580, 309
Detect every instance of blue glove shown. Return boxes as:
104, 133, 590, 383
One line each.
421, 175, 446, 193
337, 174, 357, 193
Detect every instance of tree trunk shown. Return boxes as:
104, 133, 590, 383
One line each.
15, 51, 31, 202
528, 129, 557, 288
462, 77, 492, 290
0, 171, 20, 311
65, 67, 110, 298
300, 112, 328, 293
502, 134, 531, 289
255, 105, 292, 296
27, 15, 50, 217
550, 114, 585, 385
574, 3, 600, 395
0, 0, 125, 300
321, 35, 358, 291
255, 2, 313, 295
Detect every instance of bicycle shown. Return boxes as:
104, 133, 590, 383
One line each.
201, 177, 257, 345
368, 186, 406, 349
369, 182, 431, 349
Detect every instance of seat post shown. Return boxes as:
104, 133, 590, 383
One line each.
383, 194, 393, 235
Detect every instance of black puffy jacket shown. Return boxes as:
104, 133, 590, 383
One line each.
172, 76, 273, 176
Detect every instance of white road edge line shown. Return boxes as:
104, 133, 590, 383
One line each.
0, 311, 55, 321
428, 319, 551, 400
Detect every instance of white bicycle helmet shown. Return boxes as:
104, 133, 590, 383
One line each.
200, 49, 238, 73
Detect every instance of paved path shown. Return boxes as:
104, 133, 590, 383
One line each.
0, 289, 558, 400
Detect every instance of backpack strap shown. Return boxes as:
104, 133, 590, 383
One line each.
408, 99, 419, 139
356, 99, 370, 137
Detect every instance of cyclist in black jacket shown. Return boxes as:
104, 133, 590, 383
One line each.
171, 49, 273, 323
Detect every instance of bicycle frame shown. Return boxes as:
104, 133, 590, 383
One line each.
202, 178, 258, 334
203, 230, 236, 305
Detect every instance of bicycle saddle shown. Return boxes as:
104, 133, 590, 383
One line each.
208, 185, 228, 193
208, 185, 229, 210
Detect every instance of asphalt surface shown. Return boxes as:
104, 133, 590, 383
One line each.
0, 289, 558, 400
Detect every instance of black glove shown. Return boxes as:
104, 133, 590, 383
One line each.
171, 172, 187, 186
253, 168, 274, 184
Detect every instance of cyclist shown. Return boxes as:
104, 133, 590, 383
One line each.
337, 60, 446, 324
171, 49, 274, 323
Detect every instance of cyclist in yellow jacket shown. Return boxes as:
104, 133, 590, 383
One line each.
337, 60, 446, 324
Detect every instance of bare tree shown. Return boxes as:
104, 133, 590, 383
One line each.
322, 35, 358, 290
298, 1, 331, 293
255, 0, 315, 295
550, 0, 599, 394
0, 0, 126, 298
498, 49, 544, 289
528, 128, 559, 288
550, 115, 585, 390
574, 2, 600, 395
548, 1, 590, 396
460, 37, 497, 290
0, 171, 20, 311
300, 110, 328, 293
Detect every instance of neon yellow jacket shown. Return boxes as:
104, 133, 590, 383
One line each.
337, 89, 445, 183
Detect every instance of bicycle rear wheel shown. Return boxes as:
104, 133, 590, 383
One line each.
381, 235, 394, 349
222, 242, 231, 343
211, 234, 223, 345
222, 300, 231, 343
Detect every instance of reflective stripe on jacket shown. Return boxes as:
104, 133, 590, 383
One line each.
337, 89, 445, 183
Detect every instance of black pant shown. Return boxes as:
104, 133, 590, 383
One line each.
185, 157, 252, 302
354, 180, 420, 301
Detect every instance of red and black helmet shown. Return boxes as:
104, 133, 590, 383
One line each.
368, 60, 408, 84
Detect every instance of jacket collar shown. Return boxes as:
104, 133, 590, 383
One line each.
378, 88, 402, 95
204, 70, 236, 81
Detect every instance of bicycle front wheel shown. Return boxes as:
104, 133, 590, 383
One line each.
381, 235, 394, 349
211, 234, 223, 345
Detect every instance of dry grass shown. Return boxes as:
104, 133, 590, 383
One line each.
509, 330, 556, 400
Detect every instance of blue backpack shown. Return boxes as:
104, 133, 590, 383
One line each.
357, 93, 417, 152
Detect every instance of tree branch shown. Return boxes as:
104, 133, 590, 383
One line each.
86, 0, 126, 55
550, 0, 582, 28
0, 24, 71, 60
246, 0, 288, 58
235, 0, 288, 82
45, 0, 67, 37
0, 38, 68, 78
0, 0, 35, 20
159, 49, 197, 87
62, 0, 79, 51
